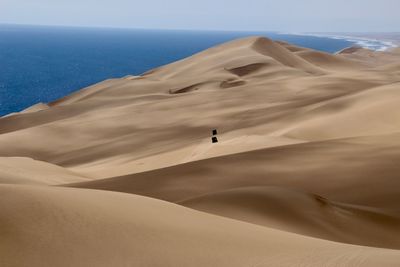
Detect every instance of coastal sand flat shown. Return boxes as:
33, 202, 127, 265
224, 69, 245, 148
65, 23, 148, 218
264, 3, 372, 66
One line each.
1, 36, 400, 265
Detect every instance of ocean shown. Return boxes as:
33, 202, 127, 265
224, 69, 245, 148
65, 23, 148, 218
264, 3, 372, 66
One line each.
0, 24, 387, 116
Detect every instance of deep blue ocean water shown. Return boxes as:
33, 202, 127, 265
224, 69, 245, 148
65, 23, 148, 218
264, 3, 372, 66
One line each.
0, 25, 358, 116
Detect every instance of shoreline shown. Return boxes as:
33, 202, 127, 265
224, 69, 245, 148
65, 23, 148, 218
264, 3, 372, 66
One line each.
284, 32, 400, 51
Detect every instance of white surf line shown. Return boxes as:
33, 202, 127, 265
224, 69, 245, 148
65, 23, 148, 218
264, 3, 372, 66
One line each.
281, 32, 398, 52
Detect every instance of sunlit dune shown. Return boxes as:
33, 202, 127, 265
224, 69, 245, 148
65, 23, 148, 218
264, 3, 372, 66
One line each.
1, 36, 400, 266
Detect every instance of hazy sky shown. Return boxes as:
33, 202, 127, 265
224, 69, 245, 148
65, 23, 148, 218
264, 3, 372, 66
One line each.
1, 0, 399, 32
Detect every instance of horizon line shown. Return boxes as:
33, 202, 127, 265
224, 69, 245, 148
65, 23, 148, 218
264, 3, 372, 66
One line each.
1, 22, 399, 34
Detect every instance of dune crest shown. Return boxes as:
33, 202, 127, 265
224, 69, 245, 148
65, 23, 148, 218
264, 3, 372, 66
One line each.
0, 157, 88, 185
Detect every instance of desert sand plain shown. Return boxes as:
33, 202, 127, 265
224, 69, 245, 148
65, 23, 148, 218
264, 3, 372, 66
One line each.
1, 36, 400, 266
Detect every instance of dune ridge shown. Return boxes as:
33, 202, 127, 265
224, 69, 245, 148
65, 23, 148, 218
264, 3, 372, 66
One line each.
1, 36, 400, 265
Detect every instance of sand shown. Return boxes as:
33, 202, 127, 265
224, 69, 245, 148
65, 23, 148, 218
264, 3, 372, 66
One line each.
1, 36, 400, 266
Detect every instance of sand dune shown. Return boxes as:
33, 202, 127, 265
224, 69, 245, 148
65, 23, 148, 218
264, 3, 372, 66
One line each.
296, 49, 365, 70
1, 185, 400, 267
69, 134, 400, 250
0, 157, 88, 185
180, 186, 400, 249
338, 45, 400, 66
70, 133, 400, 209
285, 82, 400, 140
1, 36, 400, 265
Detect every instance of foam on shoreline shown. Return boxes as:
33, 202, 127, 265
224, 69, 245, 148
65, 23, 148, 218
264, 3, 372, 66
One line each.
284, 32, 398, 52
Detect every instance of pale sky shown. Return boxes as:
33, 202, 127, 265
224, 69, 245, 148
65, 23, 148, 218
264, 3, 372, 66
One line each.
0, 0, 399, 32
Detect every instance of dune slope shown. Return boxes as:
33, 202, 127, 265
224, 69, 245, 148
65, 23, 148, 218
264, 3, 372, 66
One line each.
2, 37, 398, 179
0, 157, 88, 185
1, 185, 400, 267
70, 133, 400, 209
1, 36, 400, 264
180, 186, 400, 249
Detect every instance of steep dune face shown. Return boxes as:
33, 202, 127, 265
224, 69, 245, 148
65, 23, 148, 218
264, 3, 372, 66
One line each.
1, 36, 400, 264
1, 185, 400, 267
249, 37, 325, 74
180, 186, 400, 249
142, 37, 323, 79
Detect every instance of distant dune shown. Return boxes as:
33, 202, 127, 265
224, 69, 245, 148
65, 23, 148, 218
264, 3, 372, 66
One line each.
1, 36, 400, 266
